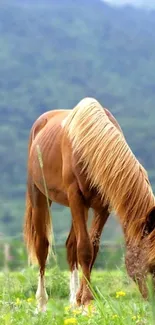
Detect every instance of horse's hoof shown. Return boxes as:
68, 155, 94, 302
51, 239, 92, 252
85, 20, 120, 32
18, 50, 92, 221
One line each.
69, 296, 78, 308
34, 305, 46, 314
36, 297, 47, 313
76, 290, 83, 306
81, 290, 94, 306
36, 304, 47, 313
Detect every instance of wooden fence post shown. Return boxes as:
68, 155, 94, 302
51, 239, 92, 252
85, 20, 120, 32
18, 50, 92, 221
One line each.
4, 243, 10, 271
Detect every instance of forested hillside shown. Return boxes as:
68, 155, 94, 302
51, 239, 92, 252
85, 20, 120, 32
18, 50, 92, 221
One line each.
1, 0, 155, 240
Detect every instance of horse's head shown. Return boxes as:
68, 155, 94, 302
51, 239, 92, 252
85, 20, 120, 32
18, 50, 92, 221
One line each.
125, 206, 155, 299
125, 241, 148, 298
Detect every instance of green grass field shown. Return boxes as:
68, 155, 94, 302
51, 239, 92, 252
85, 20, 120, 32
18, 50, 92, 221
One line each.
0, 267, 154, 325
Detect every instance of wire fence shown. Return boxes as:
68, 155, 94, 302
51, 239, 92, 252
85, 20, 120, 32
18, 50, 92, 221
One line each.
0, 232, 125, 271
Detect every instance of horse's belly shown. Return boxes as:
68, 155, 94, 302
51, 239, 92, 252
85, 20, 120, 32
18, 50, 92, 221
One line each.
48, 188, 69, 206
32, 172, 69, 206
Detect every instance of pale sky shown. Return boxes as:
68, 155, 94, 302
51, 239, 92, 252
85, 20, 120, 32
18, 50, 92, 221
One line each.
104, 0, 155, 8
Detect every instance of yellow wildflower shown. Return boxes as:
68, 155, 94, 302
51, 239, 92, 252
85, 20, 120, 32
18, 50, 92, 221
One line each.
116, 291, 126, 298
64, 318, 77, 325
27, 297, 34, 303
64, 305, 72, 312
132, 315, 141, 321
72, 309, 81, 315
112, 314, 118, 319
15, 298, 21, 306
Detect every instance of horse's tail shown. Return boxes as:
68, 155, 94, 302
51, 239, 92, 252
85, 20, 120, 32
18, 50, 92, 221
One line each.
23, 122, 37, 263
23, 116, 52, 265
23, 124, 35, 263
24, 186, 52, 265
24, 189, 36, 264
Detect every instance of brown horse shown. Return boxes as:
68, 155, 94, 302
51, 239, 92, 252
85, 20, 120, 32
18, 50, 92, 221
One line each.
24, 97, 155, 311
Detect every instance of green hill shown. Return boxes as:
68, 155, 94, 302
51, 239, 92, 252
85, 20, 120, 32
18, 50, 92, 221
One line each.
1, 0, 155, 240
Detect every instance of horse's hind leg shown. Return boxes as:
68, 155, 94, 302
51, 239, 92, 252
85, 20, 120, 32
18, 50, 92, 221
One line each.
24, 183, 51, 312
35, 190, 52, 312
66, 224, 79, 305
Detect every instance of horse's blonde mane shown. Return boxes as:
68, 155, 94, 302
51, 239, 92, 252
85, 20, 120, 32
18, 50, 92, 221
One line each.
65, 97, 155, 243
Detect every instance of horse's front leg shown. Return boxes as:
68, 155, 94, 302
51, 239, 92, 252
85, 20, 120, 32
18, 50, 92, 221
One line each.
76, 208, 109, 304
89, 208, 109, 271
67, 181, 93, 306
66, 210, 89, 306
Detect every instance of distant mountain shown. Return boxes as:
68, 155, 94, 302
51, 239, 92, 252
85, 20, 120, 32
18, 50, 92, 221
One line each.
1, 0, 155, 239
104, 0, 155, 9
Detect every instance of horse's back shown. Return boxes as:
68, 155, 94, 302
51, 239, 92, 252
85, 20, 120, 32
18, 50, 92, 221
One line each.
27, 102, 123, 207
30, 109, 69, 142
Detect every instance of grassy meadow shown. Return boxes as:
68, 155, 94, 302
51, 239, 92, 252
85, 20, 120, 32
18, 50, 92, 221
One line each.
0, 266, 154, 325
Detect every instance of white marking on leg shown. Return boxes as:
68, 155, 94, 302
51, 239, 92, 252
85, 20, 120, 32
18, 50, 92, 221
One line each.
36, 274, 48, 312
70, 267, 80, 305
